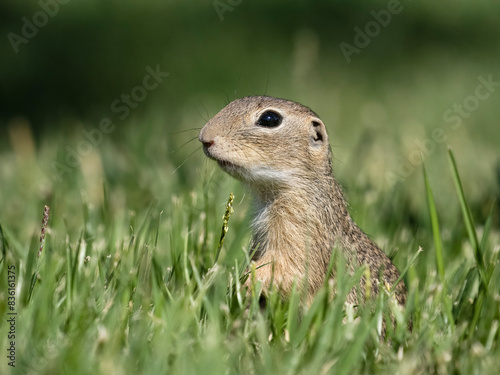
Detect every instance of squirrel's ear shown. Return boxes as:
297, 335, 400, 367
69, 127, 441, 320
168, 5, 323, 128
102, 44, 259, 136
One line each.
309, 119, 327, 146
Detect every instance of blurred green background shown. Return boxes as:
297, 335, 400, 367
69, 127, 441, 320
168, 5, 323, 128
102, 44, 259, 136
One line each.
0, 0, 499, 238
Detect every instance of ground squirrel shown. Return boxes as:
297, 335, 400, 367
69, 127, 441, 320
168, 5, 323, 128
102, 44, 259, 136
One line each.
199, 96, 407, 307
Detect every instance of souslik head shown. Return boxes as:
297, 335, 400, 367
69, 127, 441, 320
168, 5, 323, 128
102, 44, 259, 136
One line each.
198, 95, 351, 301
198, 96, 333, 192
198, 95, 408, 312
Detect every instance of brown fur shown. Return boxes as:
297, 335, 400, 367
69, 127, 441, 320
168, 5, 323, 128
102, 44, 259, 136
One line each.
199, 96, 407, 307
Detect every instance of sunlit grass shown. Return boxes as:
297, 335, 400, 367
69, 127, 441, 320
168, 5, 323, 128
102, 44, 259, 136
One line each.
0, 128, 499, 375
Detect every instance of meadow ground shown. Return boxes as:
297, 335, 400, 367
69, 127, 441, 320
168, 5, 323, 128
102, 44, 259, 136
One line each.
0, 110, 499, 374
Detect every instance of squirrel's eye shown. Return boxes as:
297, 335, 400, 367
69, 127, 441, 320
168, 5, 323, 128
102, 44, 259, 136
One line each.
257, 111, 282, 128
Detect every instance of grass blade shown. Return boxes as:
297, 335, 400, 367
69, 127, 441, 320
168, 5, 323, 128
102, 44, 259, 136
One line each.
391, 246, 423, 293
0, 224, 8, 263
480, 199, 495, 262
423, 165, 445, 282
22, 233, 39, 305
423, 164, 455, 329
448, 149, 488, 289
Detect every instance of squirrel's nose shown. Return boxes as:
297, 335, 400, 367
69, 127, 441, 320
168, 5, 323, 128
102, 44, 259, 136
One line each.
202, 140, 214, 148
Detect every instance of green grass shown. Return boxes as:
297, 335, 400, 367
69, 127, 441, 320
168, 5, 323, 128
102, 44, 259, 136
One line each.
0, 124, 499, 375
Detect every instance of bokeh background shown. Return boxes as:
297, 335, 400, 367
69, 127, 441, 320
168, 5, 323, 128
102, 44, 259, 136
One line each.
1, 0, 499, 241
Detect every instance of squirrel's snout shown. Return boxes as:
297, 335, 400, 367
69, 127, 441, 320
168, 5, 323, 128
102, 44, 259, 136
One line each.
199, 127, 215, 152
198, 127, 214, 149
200, 136, 216, 159
202, 140, 214, 149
